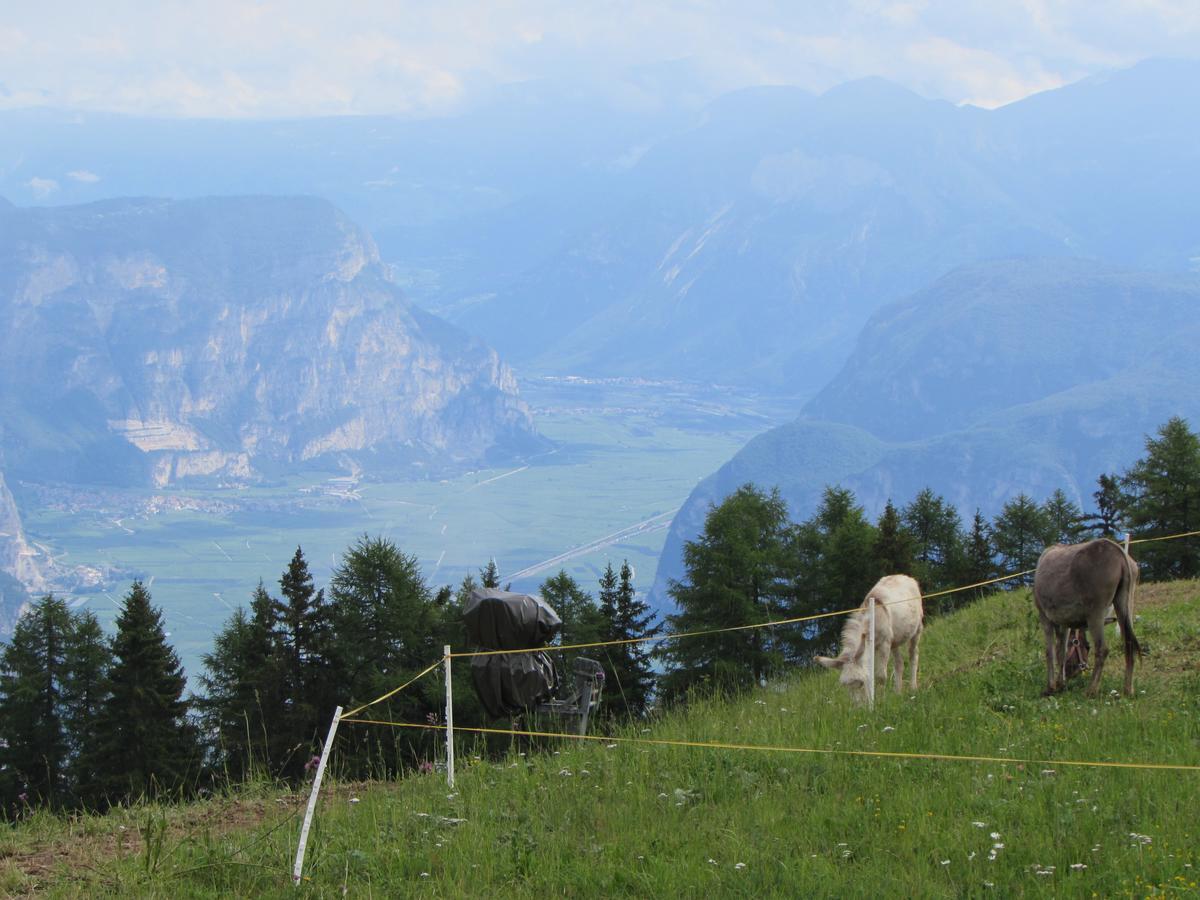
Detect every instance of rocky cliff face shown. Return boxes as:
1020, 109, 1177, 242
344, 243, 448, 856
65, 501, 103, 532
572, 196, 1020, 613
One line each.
0, 196, 543, 487
0, 468, 42, 635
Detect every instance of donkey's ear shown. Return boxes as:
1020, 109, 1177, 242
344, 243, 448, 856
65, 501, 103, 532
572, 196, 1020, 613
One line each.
815, 655, 844, 670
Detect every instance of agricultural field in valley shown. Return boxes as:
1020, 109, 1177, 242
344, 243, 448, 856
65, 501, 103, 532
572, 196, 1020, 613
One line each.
16, 378, 800, 681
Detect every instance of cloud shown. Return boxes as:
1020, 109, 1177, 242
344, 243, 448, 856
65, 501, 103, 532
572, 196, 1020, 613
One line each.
26, 177, 59, 197
66, 169, 100, 183
0, 1, 1196, 117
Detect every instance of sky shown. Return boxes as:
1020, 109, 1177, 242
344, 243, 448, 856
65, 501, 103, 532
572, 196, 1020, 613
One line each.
0, 1, 1198, 118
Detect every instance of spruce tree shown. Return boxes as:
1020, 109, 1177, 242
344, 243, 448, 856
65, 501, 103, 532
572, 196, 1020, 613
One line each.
540, 569, 606, 678
479, 559, 501, 589
597, 561, 660, 719
872, 499, 914, 580
0, 595, 74, 811
60, 610, 110, 801
952, 509, 997, 609
89, 582, 198, 806
276, 547, 335, 777
197, 583, 284, 780
1079, 473, 1125, 539
1122, 416, 1200, 579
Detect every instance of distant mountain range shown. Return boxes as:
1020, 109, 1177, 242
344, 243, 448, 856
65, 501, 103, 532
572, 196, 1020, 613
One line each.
5, 59, 1196, 395
0, 196, 543, 489
650, 258, 1200, 606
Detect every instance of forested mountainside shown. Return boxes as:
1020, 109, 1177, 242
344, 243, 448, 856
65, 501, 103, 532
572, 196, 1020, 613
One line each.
4, 61, 1197, 393
652, 258, 1200, 605
0, 195, 543, 489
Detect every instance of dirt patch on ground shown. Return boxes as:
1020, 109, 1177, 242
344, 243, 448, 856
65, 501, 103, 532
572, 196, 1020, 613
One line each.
0, 791, 305, 894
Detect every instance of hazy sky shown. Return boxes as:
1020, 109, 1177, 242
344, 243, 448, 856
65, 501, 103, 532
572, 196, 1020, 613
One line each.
1, 1, 1197, 118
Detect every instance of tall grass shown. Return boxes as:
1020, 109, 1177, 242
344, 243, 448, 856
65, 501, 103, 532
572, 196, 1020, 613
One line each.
5, 582, 1200, 897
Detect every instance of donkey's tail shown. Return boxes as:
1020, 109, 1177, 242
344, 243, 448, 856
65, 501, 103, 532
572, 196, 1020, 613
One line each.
1118, 552, 1142, 660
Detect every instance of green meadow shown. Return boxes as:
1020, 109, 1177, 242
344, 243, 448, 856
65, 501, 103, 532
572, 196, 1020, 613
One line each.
19, 379, 797, 680
5, 581, 1199, 897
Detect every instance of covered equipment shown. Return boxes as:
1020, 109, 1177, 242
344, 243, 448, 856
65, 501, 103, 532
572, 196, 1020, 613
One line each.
463, 588, 561, 717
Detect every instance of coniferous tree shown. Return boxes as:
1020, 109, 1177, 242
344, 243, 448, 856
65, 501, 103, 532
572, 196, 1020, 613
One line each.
660, 485, 795, 700
953, 509, 998, 607
197, 583, 284, 780
275, 547, 335, 777
872, 499, 914, 580
1041, 489, 1087, 545
60, 610, 110, 800
1122, 416, 1200, 579
991, 494, 1053, 584
540, 569, 605, 657
597, 561, 660, 719
479, 559, 501, 589
1079, 473, 1125, 539
328, 536, 443, 772
0, 595, 74, 811
901, 488, 963, 592
89, 582, 199, 806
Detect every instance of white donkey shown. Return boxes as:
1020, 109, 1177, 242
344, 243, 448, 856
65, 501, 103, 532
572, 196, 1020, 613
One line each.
815, 574, 924, 704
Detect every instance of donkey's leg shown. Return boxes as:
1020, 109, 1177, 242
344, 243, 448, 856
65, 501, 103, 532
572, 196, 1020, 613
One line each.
891, 645, 905, 694
1042, 619, 1061, 695
1085, 612, 1109, 698
1055, 627, 1071, 690
908, 633, 920, 692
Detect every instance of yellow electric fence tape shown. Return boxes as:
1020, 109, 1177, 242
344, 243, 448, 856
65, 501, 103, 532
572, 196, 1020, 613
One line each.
449, 567, 1040, 660
341, 657, 445, 719
337, 718, 1200, 773
341, 528, 1197, 715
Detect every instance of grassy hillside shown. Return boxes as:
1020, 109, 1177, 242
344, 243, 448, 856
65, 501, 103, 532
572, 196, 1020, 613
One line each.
5, 581, 1200, 897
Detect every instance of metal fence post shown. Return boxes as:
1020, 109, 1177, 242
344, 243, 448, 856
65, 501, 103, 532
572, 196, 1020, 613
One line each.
444, 645, 455, 788
867, 596, 876, 710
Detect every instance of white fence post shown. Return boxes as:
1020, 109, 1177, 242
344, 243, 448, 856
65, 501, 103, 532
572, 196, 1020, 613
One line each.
1124, 532, 1132, 557
867, 596, 876, 711
293, 704, 343, 886
444, 645, 455, 788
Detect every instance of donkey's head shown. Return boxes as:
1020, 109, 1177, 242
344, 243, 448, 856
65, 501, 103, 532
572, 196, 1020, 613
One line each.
815, 618, 871, 705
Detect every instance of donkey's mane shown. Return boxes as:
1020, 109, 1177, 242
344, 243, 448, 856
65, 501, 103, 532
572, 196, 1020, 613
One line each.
838, 604, 869, 658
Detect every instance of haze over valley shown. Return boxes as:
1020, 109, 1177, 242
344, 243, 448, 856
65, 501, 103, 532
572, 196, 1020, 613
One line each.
1, 44, 1198, 678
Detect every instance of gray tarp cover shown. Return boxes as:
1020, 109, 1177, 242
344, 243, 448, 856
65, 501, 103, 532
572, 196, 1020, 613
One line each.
463, 588, 562, 718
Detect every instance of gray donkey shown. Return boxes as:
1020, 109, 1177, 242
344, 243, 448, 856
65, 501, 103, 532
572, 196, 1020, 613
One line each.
1033, 539, 1141, 698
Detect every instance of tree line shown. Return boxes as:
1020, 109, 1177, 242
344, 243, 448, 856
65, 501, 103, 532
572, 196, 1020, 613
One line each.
659, 415, 1200, 699
1, 416, 1196, 815
0, 538, 658, 815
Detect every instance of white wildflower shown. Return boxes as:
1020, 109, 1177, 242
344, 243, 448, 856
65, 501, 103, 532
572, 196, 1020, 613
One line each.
1071, 863, 1087, 870
882, 726, 895, 733
734, 862, 746, 870
972, 822, 987, 828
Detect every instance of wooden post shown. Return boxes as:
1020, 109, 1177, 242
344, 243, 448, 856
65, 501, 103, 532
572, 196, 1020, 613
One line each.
867, 596, 876, 710
1124, 532, 1132, 557
293, 705, 342, 886
444, 645, 455, 789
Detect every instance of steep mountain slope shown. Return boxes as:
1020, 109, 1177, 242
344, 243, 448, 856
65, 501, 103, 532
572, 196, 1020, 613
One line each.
455, 61, 1200, 392
651, 258, 1200, 605
5, 61, 1197, 394
0, 469, 40, 635
0, 196, 543, 488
